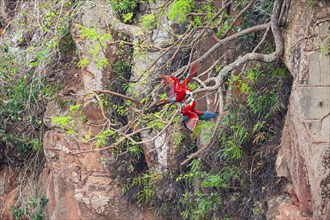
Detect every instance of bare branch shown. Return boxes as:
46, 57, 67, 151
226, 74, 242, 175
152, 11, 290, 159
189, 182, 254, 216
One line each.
180, 111, 228, 166
181, 0, 285, 164
191, 0, 283, 94
252, 27, 271, 53
95, 89, 142, 107
70, 109, 179, 155
172, 22, 271, 77
69, 126, 150, 155
198, 22, 271, 63
193, 77, 221, 94
216, 0, 283, 79
221, 1, 254, 38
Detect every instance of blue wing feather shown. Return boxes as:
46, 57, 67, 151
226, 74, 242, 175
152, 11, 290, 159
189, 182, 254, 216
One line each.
182, 116, 188, 123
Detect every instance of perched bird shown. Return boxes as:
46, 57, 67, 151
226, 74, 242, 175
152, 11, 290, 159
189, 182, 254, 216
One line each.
159, 63, 200, 105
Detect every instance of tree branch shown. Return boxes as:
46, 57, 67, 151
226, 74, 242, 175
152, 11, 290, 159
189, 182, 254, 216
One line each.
182, 0, 285, 164
192, 0, 284, 94
221, 1, 254, 38
172, 22, 271, 77
95, 89, 142, 107
180, 111, 228, 166
70, 109, 179, 155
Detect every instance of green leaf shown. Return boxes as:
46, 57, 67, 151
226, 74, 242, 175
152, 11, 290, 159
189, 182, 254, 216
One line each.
122, 12, 134, 23
69, 104, 81, 115
77, 58, 89, 68
168, 0, 195, 23
141, 14, 156, 30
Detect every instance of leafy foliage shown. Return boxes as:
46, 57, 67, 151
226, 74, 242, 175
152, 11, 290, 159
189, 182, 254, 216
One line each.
141, 14, 157, 30
109, 0, 146, 23
109, 0, 141, 13
1, 0, 293, 220
0, 51, 50, 155
122, 12, 134, 23
114, 62, 291, 219
77, 25, 112, 69
11, 195, 49, 220
193, 1, 216, 27
95, 129, 116, 147
51, 116, 75, 133
168, 0, 195, 23
0, 0, 76, 158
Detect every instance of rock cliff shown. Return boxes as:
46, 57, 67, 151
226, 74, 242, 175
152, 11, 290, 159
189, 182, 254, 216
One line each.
0, 0, 329, 219
275, 0, 330, 219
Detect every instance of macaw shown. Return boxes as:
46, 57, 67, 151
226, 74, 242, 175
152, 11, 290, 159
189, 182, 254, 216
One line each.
181, 99, 228, 131
181, 99, 219, 131
159, 63, 200, 105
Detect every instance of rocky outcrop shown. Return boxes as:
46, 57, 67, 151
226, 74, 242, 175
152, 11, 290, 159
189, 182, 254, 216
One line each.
128, 0, 182, 172
42, 130, 149, 220
275, 0, 330, 219
1, 0, 329, 219
0, 165, 17, 219
0, 0, 168, 218
41, 1, 150, 219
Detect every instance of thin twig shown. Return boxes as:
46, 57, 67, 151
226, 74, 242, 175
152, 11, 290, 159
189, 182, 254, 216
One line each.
95, 89, 142, 107
221, 1, 254, 38
180, 111, 228, 166
70, 109, 179, 155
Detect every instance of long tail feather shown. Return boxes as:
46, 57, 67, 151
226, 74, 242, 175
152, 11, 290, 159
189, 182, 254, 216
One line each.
186, 62, 200, 83
199, 111, 218, 121
199, 111, 229, 120
155, 98, 176, 108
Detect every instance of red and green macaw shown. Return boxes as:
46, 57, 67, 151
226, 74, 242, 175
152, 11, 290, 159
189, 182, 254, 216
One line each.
181, 99, 218, 131
159, 63, 200, 105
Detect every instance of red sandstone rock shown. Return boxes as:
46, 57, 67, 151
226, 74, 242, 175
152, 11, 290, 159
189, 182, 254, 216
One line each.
276, 203, 310, 220
276, 0, 330, 219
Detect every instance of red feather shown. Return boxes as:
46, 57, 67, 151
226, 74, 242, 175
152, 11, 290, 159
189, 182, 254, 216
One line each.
186, 62, 200, 83
161, 75, 179, 98
181, 100, 199, 131
175, 90, 186, 102
185, 112, 199, 131
160, 63, 199, 103
189, 100, 203, 115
